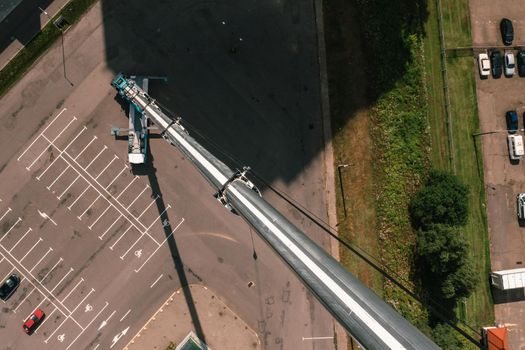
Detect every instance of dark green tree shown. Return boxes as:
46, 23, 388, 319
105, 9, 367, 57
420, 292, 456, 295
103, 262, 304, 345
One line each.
432, 323, 464, 349
417, 224, 476, 301
410, 170, 469, 229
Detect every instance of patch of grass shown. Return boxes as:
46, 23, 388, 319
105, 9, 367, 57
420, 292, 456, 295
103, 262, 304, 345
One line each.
423, 0, 494, 331
0, 0, 99, 99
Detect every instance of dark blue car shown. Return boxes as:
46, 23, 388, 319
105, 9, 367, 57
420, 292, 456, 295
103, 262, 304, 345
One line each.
506, 111, 519, 133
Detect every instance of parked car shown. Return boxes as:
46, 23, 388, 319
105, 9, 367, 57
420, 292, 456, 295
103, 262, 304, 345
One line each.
505, 51, 516, 77
23, 308, 44, 334
0, 274, 20, 301
508, 134, 524, 161
478, 53, 491, 78
518, 193, 525, 219
490, 50, 503, 78
517, 50, 525, 77
506, 111, 519, 133
501, 18, 514, 46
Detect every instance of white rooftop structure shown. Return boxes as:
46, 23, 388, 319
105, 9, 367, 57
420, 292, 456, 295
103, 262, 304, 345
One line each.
491, 268, 525, 290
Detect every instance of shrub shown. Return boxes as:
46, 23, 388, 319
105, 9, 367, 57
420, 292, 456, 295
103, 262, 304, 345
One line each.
410, 170, 469, 229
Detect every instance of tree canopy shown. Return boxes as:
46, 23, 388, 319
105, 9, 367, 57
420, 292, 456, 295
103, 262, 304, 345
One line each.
410, 170, 469, 229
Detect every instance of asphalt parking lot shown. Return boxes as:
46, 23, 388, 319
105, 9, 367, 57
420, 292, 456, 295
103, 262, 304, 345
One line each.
471, 0, 525, 348
0, 0, 337, 349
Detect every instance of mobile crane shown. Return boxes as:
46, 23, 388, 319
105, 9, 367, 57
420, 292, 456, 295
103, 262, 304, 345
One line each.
111, 74, 440, 350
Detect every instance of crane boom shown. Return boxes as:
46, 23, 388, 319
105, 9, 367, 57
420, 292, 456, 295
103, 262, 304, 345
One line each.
111, 74, 440, 350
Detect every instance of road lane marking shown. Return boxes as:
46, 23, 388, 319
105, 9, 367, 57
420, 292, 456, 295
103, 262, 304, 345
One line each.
84, 145, 108, 170
30, 247, 53, 272
38, 210, 57, 226
77, 195, 101, 220
9, 228, 32, 252
17, 108, 67, 162
66, 301, 108, 350
105, 165, 128, 190
99, 215, 122, 240
50, 267, 74, 293
110, 326, 129, 349
96, 155, 118, 179
46, 165, 70, 190
125, 184, 150, 210
136, 195, 159, 219
19, 237, 43, 261
40, 257, 63, 282
98, 310, 116, 330
13, 288, 35, 312
88, 206, 111, 230
0, 207, 12, 222
74, 135, 97, 160
150, 274, 163, 288
134, 218, 184, 273
109, 226, 132, 251
0, 217, 21, 242
61, 278, 84, 303
67, 185, 91, 211
58, 174, 80, 199
145, 204, 171, 231
119, 309, 131, 322
116, 176, 139, 199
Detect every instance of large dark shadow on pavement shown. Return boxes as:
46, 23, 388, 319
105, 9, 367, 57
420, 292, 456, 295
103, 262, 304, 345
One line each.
131, 154, 208, 343
100, 0, 429, 191
0, 0, 54, 55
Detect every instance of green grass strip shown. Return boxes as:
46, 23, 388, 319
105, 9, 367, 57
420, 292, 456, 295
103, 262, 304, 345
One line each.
0, 0, 99, 98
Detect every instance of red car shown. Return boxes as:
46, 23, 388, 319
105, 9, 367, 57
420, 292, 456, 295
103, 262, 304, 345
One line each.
23, 308, 44, 334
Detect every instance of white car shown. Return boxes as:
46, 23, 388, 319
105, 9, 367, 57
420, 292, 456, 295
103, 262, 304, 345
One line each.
478, 53, 491, 77
505, 50, 515, 77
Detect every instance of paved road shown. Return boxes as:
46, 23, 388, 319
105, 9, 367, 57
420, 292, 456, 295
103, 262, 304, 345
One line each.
0, 1, 337, 349
471, 0, 525, 348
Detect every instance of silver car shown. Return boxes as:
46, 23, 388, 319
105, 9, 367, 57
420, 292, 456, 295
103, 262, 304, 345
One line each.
517, 193, 525, 219
505, 50, 515, 77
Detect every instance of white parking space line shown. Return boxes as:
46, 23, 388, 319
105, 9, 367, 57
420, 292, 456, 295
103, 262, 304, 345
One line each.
30, 247, 53, 272
136, 194, 160, 219
13, 288, 35, 312
17, 108, 67, 162
46, 165, 70, 190
109, 226, 132, 251
37, 153, 65, 181
50, 267, 74, 293
145, 204, 171, 231
52, 116, 78, 143
75, 136, 98, 160
61, 278, 84, 303
66, 301, 108, 350
96, 155, 118, 179
70, 288, 95, 314
9, 227, 32, 252
77, 195, 101, 220
40, 258, 63, 282
150, 274, 163, 288
93, 344, 100, 350
119, 235, 143, 260
126, 185, 150, 210
119, 309, 131, 322
116, 176, 139, 199
0, 268, 15, 284
63, 125, 88, 151
99, 215, 122, 240
44, 315, 69, 343
88, 206, 111, 230
35, 307, 57, 331
135, 218, 184, 273
26, 116, 77, 171
58, 174, 81, 200
19, 237, 43, 262
84, 145, 108, 170
0, 207, 12, 222
105, 165, 128, 190
0, 217, 21, 242
68, 185, 91, 211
